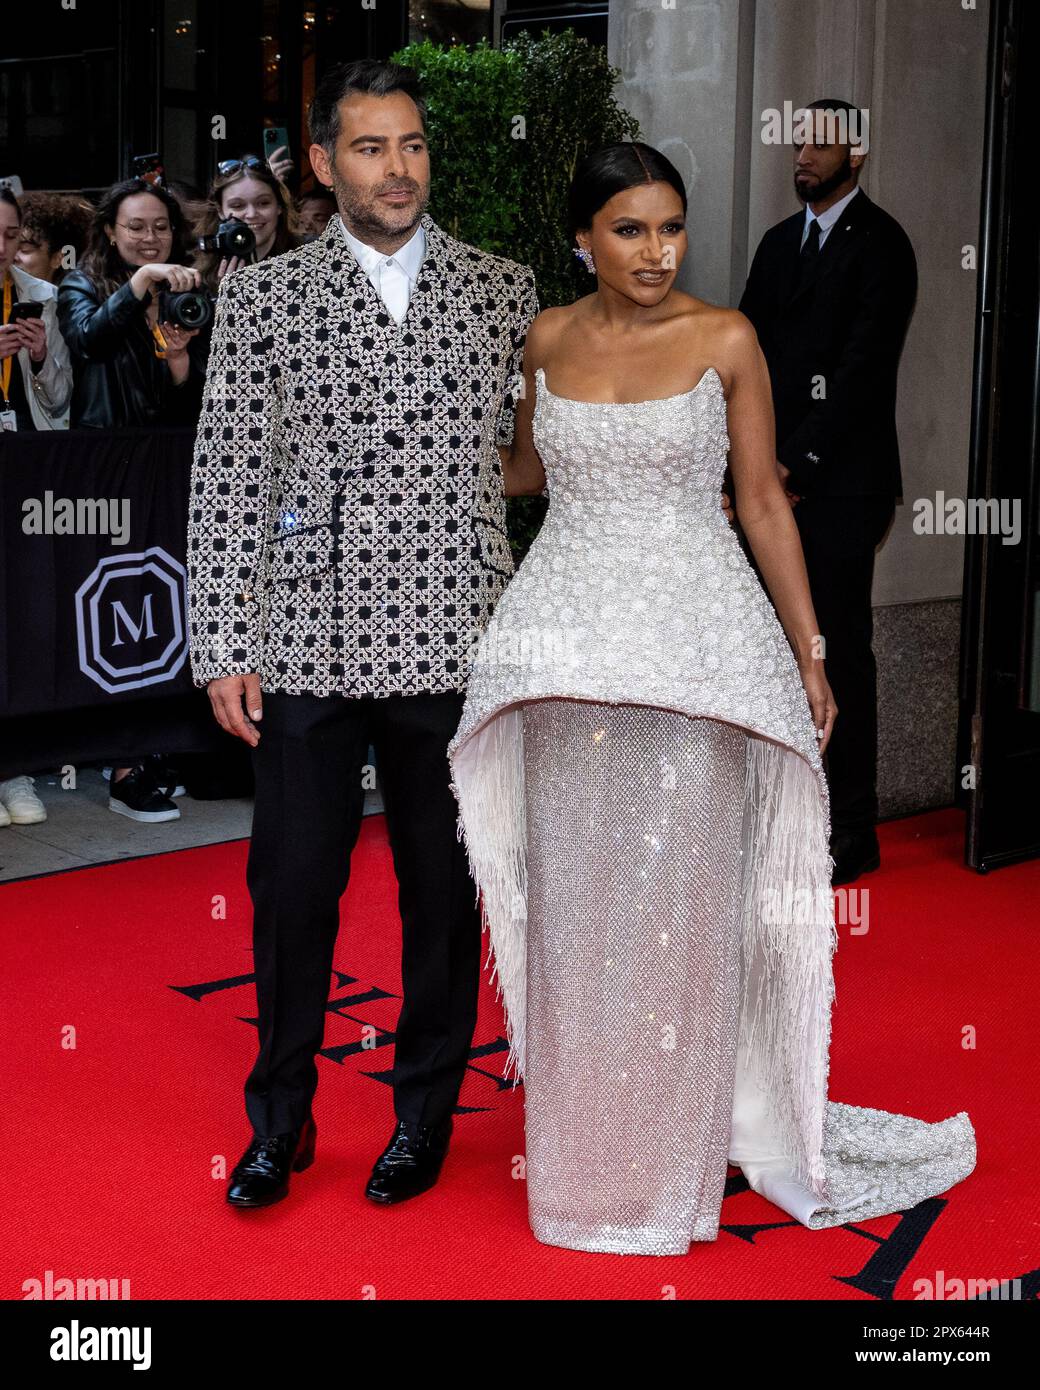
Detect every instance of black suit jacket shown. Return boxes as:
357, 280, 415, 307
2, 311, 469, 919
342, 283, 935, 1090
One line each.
738, 189, 917, 497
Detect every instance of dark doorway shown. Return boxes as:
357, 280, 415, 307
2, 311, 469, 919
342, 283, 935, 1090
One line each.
959, 0, 1040, 870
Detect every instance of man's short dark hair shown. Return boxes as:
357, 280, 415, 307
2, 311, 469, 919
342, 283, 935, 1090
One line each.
308, 60, 426, 156
805, 97, 866, 149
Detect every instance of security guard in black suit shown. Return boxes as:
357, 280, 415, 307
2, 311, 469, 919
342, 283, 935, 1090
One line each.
738, 98, 918, 886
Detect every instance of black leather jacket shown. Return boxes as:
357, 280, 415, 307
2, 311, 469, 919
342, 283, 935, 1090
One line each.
57, 269, 208, 429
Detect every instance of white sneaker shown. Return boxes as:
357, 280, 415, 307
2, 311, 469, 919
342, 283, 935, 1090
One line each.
0, 799, 10, 828
0, 775, 48, 824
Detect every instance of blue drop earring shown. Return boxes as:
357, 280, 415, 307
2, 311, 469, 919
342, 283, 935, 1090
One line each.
573, 244, 596, 274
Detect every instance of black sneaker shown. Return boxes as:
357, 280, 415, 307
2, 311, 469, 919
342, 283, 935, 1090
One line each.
108, 764, 181, 823
145, 753, 186, 799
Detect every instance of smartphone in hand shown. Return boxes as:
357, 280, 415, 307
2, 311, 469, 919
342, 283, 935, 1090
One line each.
9, 301, 44, 322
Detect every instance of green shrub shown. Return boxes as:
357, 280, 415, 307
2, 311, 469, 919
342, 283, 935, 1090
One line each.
393, 30, 640, 557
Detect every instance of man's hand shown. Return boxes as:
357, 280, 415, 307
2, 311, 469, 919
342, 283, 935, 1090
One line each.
721, 489, 735, 524
207, 673, 263, 746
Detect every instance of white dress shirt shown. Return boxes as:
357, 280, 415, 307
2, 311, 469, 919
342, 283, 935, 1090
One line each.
799, 184, 861, 250
340, 218, 427, 324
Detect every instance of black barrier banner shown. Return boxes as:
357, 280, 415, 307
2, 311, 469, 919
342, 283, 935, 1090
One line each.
0, 428, 225, 776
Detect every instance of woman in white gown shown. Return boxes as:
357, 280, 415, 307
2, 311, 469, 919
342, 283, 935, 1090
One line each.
447, 143, 976, 1256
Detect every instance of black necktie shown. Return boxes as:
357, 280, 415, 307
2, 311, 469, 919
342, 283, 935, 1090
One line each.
795, 219, 821, 291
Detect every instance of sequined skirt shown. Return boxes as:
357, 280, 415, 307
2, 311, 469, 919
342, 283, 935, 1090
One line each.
521, 698, 748, 1255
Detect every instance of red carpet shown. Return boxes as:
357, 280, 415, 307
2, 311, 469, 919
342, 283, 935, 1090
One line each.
2, 808, 1034, 1300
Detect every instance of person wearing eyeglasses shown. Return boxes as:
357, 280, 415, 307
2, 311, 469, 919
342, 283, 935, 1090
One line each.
189, 155, 303, 293
56, 178, 208, 824
56, 178, 206, 431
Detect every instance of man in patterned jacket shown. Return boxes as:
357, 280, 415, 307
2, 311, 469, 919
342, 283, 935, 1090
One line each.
187, 59, 538, 1209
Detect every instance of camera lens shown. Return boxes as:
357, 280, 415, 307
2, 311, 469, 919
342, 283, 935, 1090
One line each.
227, 226, 254, 254
217, 219, 256, 258
160, 289, 213, 330
177, 293, 210, 327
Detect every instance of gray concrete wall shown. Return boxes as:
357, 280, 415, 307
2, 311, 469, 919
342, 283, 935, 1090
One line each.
608, 0, 990, 606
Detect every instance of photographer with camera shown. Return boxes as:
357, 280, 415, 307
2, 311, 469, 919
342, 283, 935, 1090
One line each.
57, 178, 207, 429
56, 178, 208, 823
190, 154, 302, 292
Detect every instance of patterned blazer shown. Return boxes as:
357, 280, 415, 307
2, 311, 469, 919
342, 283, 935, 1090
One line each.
187, 211, 538, 698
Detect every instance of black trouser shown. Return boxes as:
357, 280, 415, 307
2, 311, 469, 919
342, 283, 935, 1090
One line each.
243, 689, 482, 1138
792, 495, 896, 839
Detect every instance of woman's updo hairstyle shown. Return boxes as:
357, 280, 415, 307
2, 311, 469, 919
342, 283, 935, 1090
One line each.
567, 141, 688, 242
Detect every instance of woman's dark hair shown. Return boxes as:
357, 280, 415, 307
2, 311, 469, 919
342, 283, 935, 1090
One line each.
79, 178, 191, 297
187, 156, 299, 290
308, 59, 426, 157
567, 142, 688, 241
0, 187, 21, 221
17, 191, 92, 279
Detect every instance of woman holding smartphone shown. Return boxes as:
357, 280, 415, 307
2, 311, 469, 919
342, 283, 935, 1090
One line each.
0, 187, 73, 434
0, 186, 73, 830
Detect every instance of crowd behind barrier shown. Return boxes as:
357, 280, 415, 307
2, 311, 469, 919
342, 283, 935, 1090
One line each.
0, 427, 227, 780
0, 158, 331, 820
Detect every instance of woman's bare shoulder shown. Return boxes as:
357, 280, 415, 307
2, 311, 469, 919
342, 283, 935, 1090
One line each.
671, 299, 760, 390
710, 308, 763, 388
672, 294, 751, 337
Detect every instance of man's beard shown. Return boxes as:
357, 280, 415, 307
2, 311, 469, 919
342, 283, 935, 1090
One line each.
331, 168, 430, 240
794, 152, 853, 204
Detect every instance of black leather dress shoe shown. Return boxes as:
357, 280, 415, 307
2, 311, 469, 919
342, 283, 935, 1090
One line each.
226, 1114, 316, 1208
831, 829, 881, 887
364, 1118, 452, 1205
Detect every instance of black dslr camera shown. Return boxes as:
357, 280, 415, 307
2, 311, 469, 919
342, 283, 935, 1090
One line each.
157, 286, 215, 330
157, 219, 257, 328
195, 218, 257, 260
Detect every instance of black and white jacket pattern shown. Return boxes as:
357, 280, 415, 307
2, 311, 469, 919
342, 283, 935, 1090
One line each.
187, 211, 538, 697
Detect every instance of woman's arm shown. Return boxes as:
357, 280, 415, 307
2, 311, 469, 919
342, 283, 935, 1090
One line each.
499, 312, 548, 497
57, 272, 144, 363
30, 295, 74, 415
721, 311, 838, 750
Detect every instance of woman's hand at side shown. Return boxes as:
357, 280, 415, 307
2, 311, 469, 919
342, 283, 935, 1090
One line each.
721, 309, 836, 751
798, 653, 838, 755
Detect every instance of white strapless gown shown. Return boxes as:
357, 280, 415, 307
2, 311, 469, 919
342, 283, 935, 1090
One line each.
447, 365, 976, 1255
